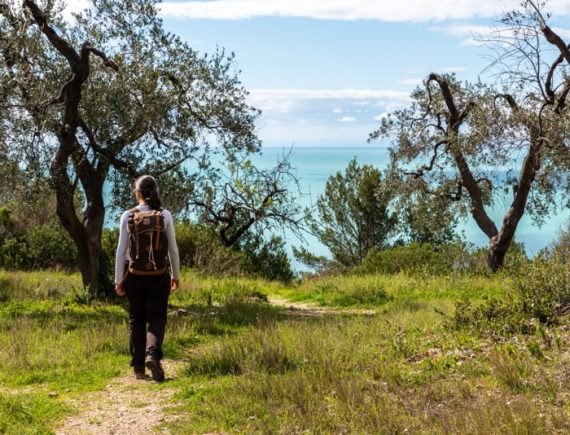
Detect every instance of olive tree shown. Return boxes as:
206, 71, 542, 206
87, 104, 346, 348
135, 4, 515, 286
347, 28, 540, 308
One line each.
371, 1, 570, 270
0, 0, 300, 296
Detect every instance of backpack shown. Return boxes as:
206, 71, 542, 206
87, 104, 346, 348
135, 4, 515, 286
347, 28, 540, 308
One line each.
127, 208, 169, 276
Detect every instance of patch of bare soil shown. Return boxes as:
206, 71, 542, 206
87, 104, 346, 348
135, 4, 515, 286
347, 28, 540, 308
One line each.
268, 295, 377, 316
56, 359, 184, 435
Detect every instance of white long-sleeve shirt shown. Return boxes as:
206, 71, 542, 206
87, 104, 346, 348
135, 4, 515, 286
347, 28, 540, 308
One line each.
115, 205, 180, 284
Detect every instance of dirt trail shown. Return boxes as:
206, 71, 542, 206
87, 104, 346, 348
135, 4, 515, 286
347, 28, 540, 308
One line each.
268, 295, 378, 316
54, 296, 374, 434
56, 359, 184, 435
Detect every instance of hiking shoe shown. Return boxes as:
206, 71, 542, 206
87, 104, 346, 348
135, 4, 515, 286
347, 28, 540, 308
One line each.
134, 368, 146, 380
145, 356, 165, 382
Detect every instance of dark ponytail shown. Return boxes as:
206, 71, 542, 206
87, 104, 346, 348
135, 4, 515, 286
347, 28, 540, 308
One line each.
134, 175, 162, 210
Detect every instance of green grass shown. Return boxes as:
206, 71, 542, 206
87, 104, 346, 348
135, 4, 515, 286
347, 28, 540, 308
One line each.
164, 270, 570, 433
270, 272, 509, 309
1, 268, 569, 433
0, 392, 69, 434
167, 310, 570, 433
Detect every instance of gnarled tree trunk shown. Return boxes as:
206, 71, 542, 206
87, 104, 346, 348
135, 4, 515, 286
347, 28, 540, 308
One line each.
486, 133, 542, 271
23, 0, 117, 298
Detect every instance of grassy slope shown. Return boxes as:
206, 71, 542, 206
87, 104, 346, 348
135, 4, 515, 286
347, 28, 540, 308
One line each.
1, 269, 569, 433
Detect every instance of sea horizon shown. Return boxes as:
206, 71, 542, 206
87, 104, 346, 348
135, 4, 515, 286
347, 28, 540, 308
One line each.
252, 146, 570, 267
104, 145, 570, 271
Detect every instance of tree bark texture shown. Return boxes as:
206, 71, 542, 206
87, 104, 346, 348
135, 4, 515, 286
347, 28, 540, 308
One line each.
427, 74, 544, 271
24, 0, 115, 297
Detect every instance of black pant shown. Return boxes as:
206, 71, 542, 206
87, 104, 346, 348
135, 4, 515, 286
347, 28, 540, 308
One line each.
124, 272, 171, 370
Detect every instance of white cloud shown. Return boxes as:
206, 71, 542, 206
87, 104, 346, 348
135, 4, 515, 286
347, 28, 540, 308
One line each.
435, 23, 570, 46
435, 24, 518, 45
258, 121, 371, 144
397, 78, 423, 85
437, 24, 496, 36
333, 108, 343, 113
248, 88, 410, 114
158, 0, 570, 21
246, 88, 411, 143
373, 112, 389, 121
250, 89, 410, 100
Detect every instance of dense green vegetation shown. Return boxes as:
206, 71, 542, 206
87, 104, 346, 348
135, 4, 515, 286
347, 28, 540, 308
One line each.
0, 217, 294, 283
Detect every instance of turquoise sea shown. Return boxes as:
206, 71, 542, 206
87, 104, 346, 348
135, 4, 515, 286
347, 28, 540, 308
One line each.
105, 146, 569, 270
252, 146, 570, 265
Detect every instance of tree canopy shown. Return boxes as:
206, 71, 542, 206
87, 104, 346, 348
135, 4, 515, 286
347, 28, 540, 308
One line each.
303, 158, 397, 268
0, 0, 301, 296
371, 0, 570, 270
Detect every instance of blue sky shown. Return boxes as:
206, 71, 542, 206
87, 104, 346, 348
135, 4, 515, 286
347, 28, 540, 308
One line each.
151, 0, 570, 147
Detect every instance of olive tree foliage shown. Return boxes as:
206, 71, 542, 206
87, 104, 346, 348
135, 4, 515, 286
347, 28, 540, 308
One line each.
191, 155, 304, 247
392, 182, 459, 245
371, 1, 570, 271
0, 0, 300, 296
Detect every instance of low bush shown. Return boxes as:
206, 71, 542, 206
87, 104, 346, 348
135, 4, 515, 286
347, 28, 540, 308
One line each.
1, 218, 294, 282
0, 221, 77, 270
355, 242, 468, 275
452, 256, 570, 334
235, 233, 294, 282
175, 222, 294, 281
515, 257, 570, 323
549, 219, 570, 262
355, 241, 529, 277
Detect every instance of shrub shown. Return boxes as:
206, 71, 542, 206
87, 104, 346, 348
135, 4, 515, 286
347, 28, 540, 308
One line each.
549, 219, 570, 262
356, 241, 528, 277
452, 295, 529, 335
355, 242, 465, 275
176, 222, 247, 276
25, 222, 78, 269
0, 237, 29, 270
515, 257, 570, 324
235, 233, 294, 282
0, 221, 77, 270
452, 257, 570, 335
175, 221, 294, 281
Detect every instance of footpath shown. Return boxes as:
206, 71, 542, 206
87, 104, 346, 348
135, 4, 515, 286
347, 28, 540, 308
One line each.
56, 359, 184, 435
55, 296, 375, 434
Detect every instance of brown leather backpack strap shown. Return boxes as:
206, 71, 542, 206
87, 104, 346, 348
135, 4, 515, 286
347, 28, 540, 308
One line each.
154, 210, 162, 249
127, 207, 139, 227
127, 207, 141, 259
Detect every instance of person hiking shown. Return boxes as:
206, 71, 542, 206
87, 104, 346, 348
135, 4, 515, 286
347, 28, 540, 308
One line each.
114, 175, 180, 381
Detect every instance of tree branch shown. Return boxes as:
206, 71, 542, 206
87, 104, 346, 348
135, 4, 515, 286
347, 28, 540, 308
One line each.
83, 44, 119, 71
77, 118, 139, 178
494, 93, 519, 111
404, 139, 447, 179
541, 24, 570, 65
23, 0, 80, 67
